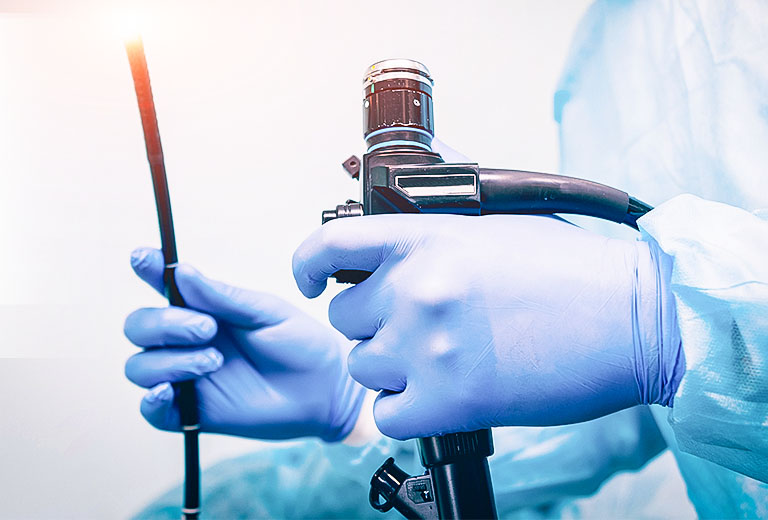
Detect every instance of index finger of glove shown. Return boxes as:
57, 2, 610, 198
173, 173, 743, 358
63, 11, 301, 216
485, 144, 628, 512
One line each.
292, 216, 405, 298
130, 247, 295, 329
130, 247, 166, 295
173, 264, 295, 329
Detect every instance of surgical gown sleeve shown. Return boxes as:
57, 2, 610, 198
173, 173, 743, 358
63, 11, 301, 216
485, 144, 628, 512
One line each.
553, 0, 768, 486
638, 196, 768, 483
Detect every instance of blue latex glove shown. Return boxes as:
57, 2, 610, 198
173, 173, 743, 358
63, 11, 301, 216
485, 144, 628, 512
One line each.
292, 214, 686, 440
124, 247, 365, 442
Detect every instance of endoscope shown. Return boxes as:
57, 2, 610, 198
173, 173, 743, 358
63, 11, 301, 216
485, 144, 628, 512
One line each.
322, 59, 653, 520
125, 38, 201, 520
124, 50, 653, 520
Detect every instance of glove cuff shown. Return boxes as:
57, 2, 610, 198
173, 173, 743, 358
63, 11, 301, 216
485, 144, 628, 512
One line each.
634, 239, 686, 406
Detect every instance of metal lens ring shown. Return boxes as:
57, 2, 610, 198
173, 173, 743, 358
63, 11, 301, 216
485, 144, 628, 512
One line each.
363, 59, 434, 152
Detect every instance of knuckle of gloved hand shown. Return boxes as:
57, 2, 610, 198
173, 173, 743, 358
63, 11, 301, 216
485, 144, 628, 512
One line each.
395, 271, 465, 321
347, 340, 397, 389
347, 342, 373, 382
373, 401, 410, 441
422, 332, 462, 370
327, 292, 351, 333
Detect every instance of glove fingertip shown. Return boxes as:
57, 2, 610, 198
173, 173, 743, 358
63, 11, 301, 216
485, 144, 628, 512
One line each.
123, 310, 141, 344
130, 247, 165, 294
291, 249, 323, 299
140, 383, 181, 432
294, 274, 326, 299
130, 247, 161, 272
306, 282, 327, 299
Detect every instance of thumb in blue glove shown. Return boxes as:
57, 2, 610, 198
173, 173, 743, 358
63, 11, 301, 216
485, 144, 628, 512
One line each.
124, 247, 365, 442
292, 214, 685, 440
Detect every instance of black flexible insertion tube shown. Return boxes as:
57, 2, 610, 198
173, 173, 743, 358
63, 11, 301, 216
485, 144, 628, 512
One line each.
479, 168, 652, 228
126, 37, 201, 520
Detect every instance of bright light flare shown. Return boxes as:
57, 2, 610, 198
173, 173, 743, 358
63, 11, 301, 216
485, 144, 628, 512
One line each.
111, 8, 145, 45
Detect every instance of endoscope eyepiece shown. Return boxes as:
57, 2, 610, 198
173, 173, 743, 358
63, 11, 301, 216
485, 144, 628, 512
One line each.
363, 59, 435, 153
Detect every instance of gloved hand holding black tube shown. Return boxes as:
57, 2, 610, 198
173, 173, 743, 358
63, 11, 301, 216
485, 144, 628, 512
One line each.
124, 247, 366, 441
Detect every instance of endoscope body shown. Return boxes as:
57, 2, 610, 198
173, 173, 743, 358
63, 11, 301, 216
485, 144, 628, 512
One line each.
328, 151, 639, 221
322, 59, 652, 520
324, 60, 649, 235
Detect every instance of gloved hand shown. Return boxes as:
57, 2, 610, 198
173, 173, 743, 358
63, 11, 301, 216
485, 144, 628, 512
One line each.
292, 214, 686, 440
124, 247, 365, 442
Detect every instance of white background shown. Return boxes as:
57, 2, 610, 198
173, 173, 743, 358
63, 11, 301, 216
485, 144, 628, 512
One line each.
0, 1, 626, 517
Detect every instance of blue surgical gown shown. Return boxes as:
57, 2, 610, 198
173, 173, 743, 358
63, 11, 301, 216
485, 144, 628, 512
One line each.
555, 0, 768, 516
